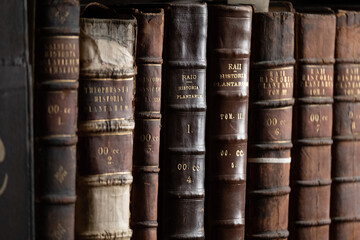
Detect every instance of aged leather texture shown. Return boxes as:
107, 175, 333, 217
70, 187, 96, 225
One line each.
34, 0, 79, 239
160, 3, 207, 240
206, 5, 252, 240
76, 4, 136, 240
289, 10, 336, 240
331, 10, 360, 240
131, 8, 164, 240
247, 6, 295, 240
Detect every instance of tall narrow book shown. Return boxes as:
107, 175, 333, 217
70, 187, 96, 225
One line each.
247, 3, 295, 239
161, 3, 207, 239
331, 10, 360, 240
289, 9, 336, 240
0, 0, 33, 238
34, 0, 79, 239
75, 4, 137, 240
131, 8, 164, 240
206, 5, 252, 240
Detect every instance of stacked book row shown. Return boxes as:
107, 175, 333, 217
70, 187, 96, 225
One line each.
33, 1, 360, 240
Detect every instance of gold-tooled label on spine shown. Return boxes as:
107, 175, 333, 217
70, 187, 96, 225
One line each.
299, 64, 334, 97
254, 66, 294, 100
335, 63, 360, 97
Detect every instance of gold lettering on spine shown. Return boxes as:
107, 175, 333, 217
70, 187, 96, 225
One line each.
83, 83, 131, 114
266, 117, 288, 136
140, 133, 159, 153
0, 138, 8, 196
257, 67, 293, 97
97, 146, 122, 165
220, 113, 244, 120
228, 63, 242, 70
219, 73, 246, 80
349, 111, 358, 130
187, 176, 192, 183
220, 147, 245, 169
42, 38, 79, 75
177, 74, 203, 99
214, 61, 247, 88
301, 65, 333, 96
177, 163, 200, 172
309, 113, 329, 132
187, 124, 193, 134
182, 74, 197, 81
336, 65, 360, 95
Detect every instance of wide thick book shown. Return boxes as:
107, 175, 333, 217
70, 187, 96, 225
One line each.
246, 3, 295, 239
160, 3, 207, 239
0, 0, 34, 239
75, 4, 137, 240
34, 0, 79, 239
131, 8, 164, 240
206, 4, 252, 240
289, 9, 336, 240
330, 10, 360, 240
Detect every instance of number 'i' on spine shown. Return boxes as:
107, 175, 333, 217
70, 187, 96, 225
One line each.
161, 3, 207, 239
34, 0, 79, 239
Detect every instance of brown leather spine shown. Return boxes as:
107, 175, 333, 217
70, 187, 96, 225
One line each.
34, 0, 79, 239
330, 10, 360, 240
246, 7, 295, 240
161, 3, 207, 239
206, 5, 252, 240
289, 10, 336, 240
76, 4, 136, 240
131, 8, 164, 240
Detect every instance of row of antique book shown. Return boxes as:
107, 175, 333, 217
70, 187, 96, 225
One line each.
33, 0, 360, 240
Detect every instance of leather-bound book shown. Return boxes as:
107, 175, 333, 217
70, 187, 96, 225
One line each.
0, 0, 33, 238
160, 3, 207, 239
246, 3, 294, 239
34, 0, 79, 239
330, 10, 360, 240
289, 9, 336, 240
206, 5, 252, 240
131, 8, 164, 240
75, 4, 136, 240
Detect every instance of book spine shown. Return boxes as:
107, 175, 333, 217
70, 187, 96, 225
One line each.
246, 10, 295, 240
206, 5, 252, 240
0, 0, 34, 238
76, 14, 137, 240
289, 12, 336, 240
35, 0, 79, 239
131, 9, 164, 240
161, 3, 207, 239
331, 10, 360, 240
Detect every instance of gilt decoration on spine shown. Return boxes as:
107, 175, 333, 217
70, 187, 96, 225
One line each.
289, 10, 336, 240
246, 4, 295, 240
76, 4, 137, 240
330, 10, 360, 240
161, 3, 207, 239
131, 8, 164, 240
35, 0, 79, 239
206, 5, 252, 240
